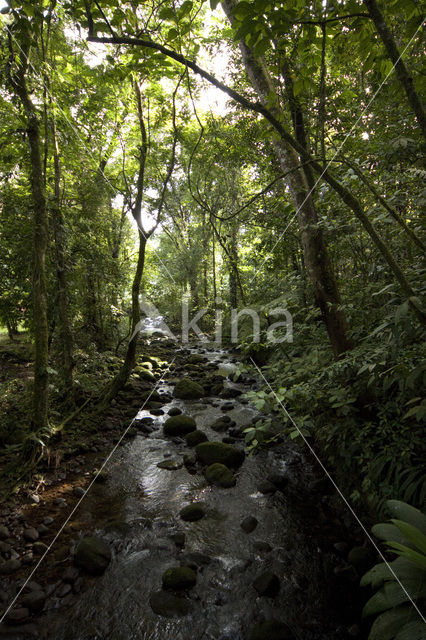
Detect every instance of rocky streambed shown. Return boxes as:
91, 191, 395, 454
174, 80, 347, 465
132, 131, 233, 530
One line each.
0, 342, 366, 639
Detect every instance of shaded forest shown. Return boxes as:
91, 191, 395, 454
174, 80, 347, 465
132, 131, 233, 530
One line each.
0, 0, 425, 638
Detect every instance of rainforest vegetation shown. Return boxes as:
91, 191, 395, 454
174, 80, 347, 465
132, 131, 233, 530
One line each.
0, 0, 425, 638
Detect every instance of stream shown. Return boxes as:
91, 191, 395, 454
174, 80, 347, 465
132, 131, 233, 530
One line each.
36, 344, 358, 640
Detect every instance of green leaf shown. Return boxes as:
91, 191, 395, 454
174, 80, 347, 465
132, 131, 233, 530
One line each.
372, 523, 408, 545
362, 581, 419, 617
395, 620, 426, 640
391, 520, 426, 555
387, 502, 426, 536
232, 1, 252, 18
178, 0, 193, 19
368, 605, 413, 640
254, 37, 270, 57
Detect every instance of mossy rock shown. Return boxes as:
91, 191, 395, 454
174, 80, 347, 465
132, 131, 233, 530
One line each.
168, 407, 182, 416
187, 354, 205, 364
185, 430, 208, 447
173, 378, 205, 399
137, 368, 156, 382
74, 536, 111, 575
211, 418, 230, 433
250, 620, 293, 640
180, 502, 206, 522
138, 361, 153, 370
163, 415, 196, 436
195, 441, 245, 468
162, 566, 196, 591
149, 590, 192, 617
205, 463, 236, 488
157, 459, 183, 470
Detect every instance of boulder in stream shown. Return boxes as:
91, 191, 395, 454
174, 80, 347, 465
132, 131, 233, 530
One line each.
205, 463, 236, 488
74, 536, 111, 575
173, 378, 205, 399
180, 502, 206, 522
240, 516, 258, 533
163, 415, 196, 436
162, 566, 196, 591
195, 441, 245, 468
185, 430, 208, 447
253, 571, 280, 597
149, 590, 192, 617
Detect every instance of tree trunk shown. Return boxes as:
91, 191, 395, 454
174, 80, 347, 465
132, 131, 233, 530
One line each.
51, 114, 74, 393
222, 0, 352, 357
363, 0, 426, 140
104, 231, 146, 403
9, 41, 49, 429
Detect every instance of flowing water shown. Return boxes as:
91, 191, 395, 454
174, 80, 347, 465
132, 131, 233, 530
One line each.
42, 346, 354, 640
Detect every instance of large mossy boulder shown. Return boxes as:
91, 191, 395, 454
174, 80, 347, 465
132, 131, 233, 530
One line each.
250, 620, 293, 640
163, 415, 196, 436
137, 368, 156, 382
173, 378, 205, 399
162, 566, 196, 591
74, 536, 111, 575
149, 590, 192, 617
185, 430, 208, 447
180, 502, 206, 522
195, 441, 245, 468
205, 463, 236, 488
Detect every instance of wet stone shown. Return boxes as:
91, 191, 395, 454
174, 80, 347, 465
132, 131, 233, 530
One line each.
0, 526, 9, 540
180, 503, 206, 522
253, 541, 272, 554
157, 459, 183, 471
21, 590, 46, 614
37, 524, 49, 536
205, 463, 236, 488
195, 441, 245, 469
257, 480, 277, 495
168, 407, 182, 416
163, 415, 196, 437
149, 590, 192, 617
0, 559, 21, 574
4, 608, 29, 626
169, 532, 185, 548
74, 536, 111, 575
173, 378, 205, 400
73, 486, 85, 497
184, 430, 208, 447
23, 527, 39, 542
162, 566, 196, 591
62, 566, 79, 583
43, 516, 54, 526
241, 516, 258, 534
253, 571, 280, 597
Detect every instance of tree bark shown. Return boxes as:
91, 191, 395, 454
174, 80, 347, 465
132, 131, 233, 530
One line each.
8, 38, 49, 430
363, 0, 426, 140
222, 0, 352, 356
51, 114, 74, 393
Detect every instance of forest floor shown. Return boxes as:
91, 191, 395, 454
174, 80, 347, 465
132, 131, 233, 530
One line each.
0, 337, 369, 639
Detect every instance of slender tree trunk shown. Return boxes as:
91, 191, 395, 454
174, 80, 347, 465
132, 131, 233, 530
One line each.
363, 0, 426, 140
222, 0, 352, 356
104, 231, 147, 403
51, 115, 74, 392
8, 40, 49, 429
